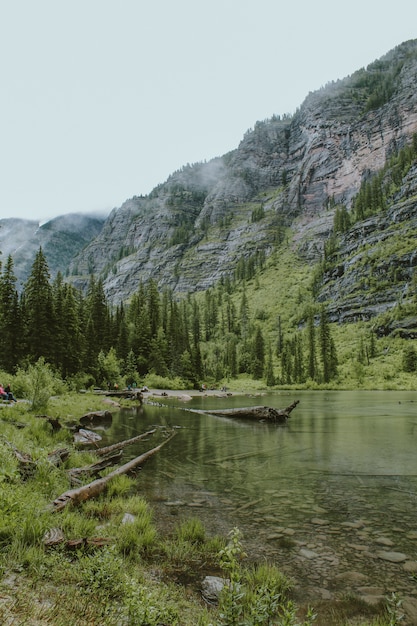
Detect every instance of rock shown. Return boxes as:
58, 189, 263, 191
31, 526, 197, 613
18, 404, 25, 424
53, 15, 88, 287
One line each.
334, 571, 369, 584
178, 394, 192, 402
311, 518, 330, 526
375, 537, 395, 547
201, 576, 229, 604
73, 428, 102, 444
377, 551, 407, 563
361, 594, 386, 606
403, 560, 417, 572
402, 597, 417, 625
406, 531, 417, 540
299, 548, 319, 559
121, 513, 135, 524
341, 520, 365, 529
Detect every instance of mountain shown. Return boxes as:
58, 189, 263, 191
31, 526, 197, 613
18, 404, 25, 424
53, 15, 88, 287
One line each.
0, 213, 105, 288
66, 39, 417, 329
2, 40, 417, 337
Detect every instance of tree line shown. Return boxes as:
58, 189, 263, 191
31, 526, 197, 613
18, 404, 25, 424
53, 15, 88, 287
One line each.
0, 248, 338, 388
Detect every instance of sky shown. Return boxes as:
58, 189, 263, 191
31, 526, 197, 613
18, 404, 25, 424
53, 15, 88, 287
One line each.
1, 1, 416, 223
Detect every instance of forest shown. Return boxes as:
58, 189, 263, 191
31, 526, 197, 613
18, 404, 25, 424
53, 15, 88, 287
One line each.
0, 246, 339, 391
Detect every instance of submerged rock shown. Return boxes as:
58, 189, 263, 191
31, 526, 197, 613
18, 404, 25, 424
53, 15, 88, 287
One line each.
377, 551, 407, 563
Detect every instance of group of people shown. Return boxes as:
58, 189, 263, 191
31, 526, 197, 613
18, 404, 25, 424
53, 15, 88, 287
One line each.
0, 384, 17, 402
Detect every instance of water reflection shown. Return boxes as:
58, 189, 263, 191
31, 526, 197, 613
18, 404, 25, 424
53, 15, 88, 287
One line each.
100, 391, 417, 596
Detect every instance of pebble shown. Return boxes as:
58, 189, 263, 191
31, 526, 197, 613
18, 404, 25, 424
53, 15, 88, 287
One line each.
377, 551, 407, 563
310, 518, 330, 526
299, 548, 319, 559
375, 536, 394, 546
403, 560, 417, 572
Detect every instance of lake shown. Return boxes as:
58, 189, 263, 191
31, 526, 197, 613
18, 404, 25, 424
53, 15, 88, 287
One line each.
100, 390, 417, 604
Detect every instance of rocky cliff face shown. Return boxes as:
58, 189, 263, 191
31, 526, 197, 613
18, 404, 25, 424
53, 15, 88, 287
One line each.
66, 40, 417, 320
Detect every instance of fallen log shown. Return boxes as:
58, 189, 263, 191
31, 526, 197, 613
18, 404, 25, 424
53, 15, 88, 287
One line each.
202, 400, 299, 423
50, 430, 176, 512
97, 390, 143, 402
5, 440, 37, 478
48, 448, 70, 466
95, 428, 157, 457
67, 450, 123, 484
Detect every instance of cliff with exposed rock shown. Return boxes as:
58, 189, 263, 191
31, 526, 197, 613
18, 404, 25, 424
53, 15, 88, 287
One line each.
66, 40, 417, 325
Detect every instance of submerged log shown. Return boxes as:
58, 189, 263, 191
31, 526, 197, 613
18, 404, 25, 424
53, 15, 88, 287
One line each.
203, 400, 299, 423
50, 431, 176, 512
95, 429, 157, 457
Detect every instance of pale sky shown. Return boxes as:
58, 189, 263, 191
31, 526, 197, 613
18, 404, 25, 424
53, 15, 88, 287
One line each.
1, 0, 416, 222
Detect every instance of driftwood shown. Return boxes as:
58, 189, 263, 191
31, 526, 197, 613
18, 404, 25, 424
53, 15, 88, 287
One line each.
202, 400, 299, 423
97, 390, 143, 402
5, 441, 37, 478
48, 448, 70, 466
95, 428, 157, 457
67, 450, 123, 484
50, 431, 176, 512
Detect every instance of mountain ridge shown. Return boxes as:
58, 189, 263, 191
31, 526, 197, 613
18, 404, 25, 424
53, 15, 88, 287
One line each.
2, 40, 417, 331
66, 39, 417, 317
0, 213, 105, 287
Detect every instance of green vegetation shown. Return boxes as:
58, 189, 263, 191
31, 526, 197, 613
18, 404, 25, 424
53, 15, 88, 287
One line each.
0, 386, 402, 625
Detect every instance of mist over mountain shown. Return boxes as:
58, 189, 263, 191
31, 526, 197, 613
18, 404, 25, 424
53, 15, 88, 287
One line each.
0, 213, 105, 288
2, 40, 417, 332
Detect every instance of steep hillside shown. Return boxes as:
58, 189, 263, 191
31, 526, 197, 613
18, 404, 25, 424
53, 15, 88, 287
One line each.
68, 40, 417, 321
0, 213, 105, 287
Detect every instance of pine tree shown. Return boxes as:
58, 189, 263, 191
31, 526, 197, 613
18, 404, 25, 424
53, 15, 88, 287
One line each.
265, 343, 275, 386
147, 279, 160, 339
251, 325, 265, 379
319, 305, 338, 382
23, 248, 55, 363
306, 308, 317, 381
0, 255, 22, 372
61, 284, 83, 377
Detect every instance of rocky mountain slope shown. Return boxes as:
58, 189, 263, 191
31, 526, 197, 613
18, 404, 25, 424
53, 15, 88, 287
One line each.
67, 39, 417, 324
0, 213, 105, 288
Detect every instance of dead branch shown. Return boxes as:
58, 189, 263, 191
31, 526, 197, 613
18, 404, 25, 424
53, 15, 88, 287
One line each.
50, 431, 176, 512
67, 450, 123, 484
95, 428, 157, 456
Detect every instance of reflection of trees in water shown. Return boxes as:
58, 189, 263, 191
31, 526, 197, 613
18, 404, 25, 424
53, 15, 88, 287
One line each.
106, 395, 417, 571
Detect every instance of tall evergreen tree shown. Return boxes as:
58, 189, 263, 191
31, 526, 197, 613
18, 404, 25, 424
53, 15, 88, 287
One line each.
147, 279, 160, 339
319, 305, 338, 382
23, 248, 55, 363
306, 308, 317, 381
251, 325, 265, 379
265, 343, 275, 387
0, 255, 22, 372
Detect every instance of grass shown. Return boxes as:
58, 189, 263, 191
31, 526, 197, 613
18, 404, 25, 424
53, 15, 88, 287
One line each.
0, 390, 407, 625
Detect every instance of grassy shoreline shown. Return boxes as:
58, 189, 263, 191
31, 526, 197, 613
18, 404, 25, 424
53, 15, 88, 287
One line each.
0, 390, 404, 625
